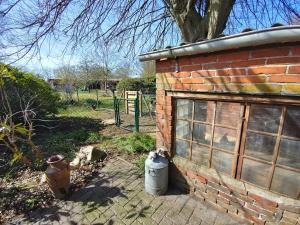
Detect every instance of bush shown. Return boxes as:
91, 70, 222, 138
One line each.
113, 133, 156, 153
0, 64, 60, 118
116, 76, 156, 94
116, 77, 143, 91
141, 75, 156, 94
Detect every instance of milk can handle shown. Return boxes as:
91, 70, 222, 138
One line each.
148, 168, 156, 176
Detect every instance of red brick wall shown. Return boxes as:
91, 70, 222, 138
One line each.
155, 43, 300, 224
156, 43, 300, 94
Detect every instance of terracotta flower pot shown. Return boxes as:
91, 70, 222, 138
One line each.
45, 154, 70, 199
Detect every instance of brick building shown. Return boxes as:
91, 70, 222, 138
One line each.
139, 26, 300, 224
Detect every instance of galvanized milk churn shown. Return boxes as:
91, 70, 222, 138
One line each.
145, 148, 169, 195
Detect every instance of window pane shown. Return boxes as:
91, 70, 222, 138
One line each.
175, 140, 189, 158
216, 102, 241, 128
192, 143, 209, 166
241, 159, 271, 188
176, 99, 193, 119
176, 120, 191, 139
211, 150, 232, 175
271, 167, 300, 199
283, 107, 300, 139
277, 138, 300, 169
248, 104, 282, 133
244, 132, 276, 162
193, 123, 211, 145
213, 127, 237, 151
194, 101, 214, 122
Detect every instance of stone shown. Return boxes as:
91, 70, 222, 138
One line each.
70, 157, 81, 169
102, 119, 116, 125
40, 173, 47, 184
81, 145, 107, 162
70, 145, 107, 169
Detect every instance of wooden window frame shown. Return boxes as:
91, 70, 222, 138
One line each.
171, 91, 300, 199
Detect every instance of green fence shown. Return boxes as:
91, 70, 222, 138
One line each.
58, 89, 156, 133
113, 91, 156, 133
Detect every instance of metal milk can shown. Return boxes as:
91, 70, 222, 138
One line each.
145, 149, 169, 195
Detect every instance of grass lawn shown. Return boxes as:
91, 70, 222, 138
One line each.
58, 106, 104, 119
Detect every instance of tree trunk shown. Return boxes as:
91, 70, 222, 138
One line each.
167, 0, 235, 42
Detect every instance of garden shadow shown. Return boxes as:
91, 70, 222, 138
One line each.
33, 116, 106, 160
17, 174, 130, 224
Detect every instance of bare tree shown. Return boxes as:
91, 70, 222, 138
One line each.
0, 0, 299, 60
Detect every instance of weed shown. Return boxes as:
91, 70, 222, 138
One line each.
113, 133, 156, 153
3, 170, 17, 181
25, 197, 39, 209
133, 155, 147, 172
86, 131, 106, 144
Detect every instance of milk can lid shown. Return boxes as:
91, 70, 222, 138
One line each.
145, 154, 169, 169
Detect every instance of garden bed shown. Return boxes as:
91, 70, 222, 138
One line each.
0, 110, 155, 224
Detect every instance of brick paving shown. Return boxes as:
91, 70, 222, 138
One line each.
10, 158, 249, 225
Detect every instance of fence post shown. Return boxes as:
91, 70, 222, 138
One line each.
139, 91, 142, 117
134, 97, 139, 132
113, 94, 117, 126
96, 89, 99, 108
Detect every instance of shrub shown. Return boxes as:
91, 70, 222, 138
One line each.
0, 64, 60, 118
141, 75, 156, 94
113, 133, 156, 153
116, 77, 143, 91
116, 76, 156, 94
0, 64, 60, 166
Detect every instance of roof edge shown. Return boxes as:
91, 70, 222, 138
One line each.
138, 26, 300, 62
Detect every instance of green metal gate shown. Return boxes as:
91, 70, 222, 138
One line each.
113, 92, 140, 132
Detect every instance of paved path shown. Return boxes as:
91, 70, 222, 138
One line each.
10, 158, 248, 225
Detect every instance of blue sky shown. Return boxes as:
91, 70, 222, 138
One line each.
2, 0, 299, 77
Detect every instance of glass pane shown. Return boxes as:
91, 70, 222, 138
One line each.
176, 99, 193, 119
194, 101, 214, 122
271, 167, 300, 199
176, 120, 191, 139
283, 107, 300, 139
213, 127, 237, 151
244, 132, 276, 162
216, 102, 242, 128
241, 159, 271, 188
211, 150, 232, 175
277, 138, 300, 169
175, 140, 189, 158
192, 143, 209, 166
193, 123, 211, 145
248, 104, 282, 133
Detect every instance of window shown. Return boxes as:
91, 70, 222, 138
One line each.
175, 98, 300, 199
